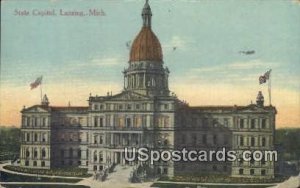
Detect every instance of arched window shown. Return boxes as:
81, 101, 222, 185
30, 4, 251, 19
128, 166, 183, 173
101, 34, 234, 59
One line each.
69, 148, 73, 158
26, 149, 30, 158
78, 149, 81, 158
42, 148, 46, 158
99, 152, 103, 162
34, 148, 38, 158
93, 151, 98, 162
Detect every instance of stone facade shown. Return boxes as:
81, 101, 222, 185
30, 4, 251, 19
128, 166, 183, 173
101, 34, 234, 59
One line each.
19, 0, 276, 179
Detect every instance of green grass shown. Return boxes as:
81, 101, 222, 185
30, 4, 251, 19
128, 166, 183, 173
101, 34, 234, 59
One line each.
4, 165, 91, 178
158, 174, 286, 184
152, 183, 272, 188
0, 171, 82, 183
0, 185, 89, 188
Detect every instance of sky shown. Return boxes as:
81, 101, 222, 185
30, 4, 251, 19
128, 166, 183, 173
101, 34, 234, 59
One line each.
1, 0, 300, 128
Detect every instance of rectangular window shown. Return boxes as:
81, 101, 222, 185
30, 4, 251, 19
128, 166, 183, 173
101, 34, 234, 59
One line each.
240, 119, 244, 129
213, 135, 218, 145
94, 117, 98, 127
240, 136, 244, 146
99, 117, 103, 127
126, 118, 131, 128
164, 104, 169, 110
202, 134, 207, 144
261, 119, 266, 129
224, 118, 229, 127
251, 119, 255, 129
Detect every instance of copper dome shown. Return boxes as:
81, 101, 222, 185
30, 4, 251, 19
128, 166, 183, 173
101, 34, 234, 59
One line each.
130, 27, 163, 62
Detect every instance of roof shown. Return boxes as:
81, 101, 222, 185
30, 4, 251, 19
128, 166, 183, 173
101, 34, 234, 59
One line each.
188, 104, 277, 113
129, 26, 163, 62
21, 105, 88, 113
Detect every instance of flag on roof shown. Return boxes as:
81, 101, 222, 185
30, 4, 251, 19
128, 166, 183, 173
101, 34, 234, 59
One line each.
259, 69, 271, 84
30, 76, 43, 89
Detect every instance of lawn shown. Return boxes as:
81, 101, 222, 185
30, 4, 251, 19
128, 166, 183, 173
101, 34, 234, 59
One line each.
0, 171, 82, 183
4, 165, 91, 178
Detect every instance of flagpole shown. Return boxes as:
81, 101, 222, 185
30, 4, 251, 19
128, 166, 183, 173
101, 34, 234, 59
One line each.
40, 82, 43, 104
268, 70, 272, 106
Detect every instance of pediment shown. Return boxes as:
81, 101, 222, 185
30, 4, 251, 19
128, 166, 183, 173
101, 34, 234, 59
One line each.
108, 91, 151, 101
238, 105, 270, 113
22, 105, 49, 113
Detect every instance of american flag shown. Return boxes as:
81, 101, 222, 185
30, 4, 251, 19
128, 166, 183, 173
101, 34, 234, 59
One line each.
30, 76, 43, 89
259, 70, 271, 84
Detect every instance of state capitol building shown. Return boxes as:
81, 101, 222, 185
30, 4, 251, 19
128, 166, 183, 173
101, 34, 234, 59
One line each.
19, 1, 276, 179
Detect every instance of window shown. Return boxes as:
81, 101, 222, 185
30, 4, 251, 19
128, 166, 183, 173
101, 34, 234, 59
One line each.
163, 168, 168, 175
261, 160, 266, 165
261, 119, 266, 129
26, 133, 30, 142
78, 161, 81, 165
262, 137, 266, 147
212, 165, 217, 171
26, 149, 30, 158
100, 136, 103, 144
250, 169, 255, 175
78, 149, 81, 158
100, 104, 104, 110
99, 117, 104, 127
34, 133, 38, 142
33, 161, 37, 166
251, 137, 255, 146
261, 169, 266, 176
93, 165, 97, 171
69, 148, 73, 158
127, 104, 132, 110
213, 119, 218, 127
240, 136, 244, 146
94, 136, 98, 144
126, 118, 131, 127
42, 149, 46, 158
240, 119, 244, 129
213, 135, 218, 145
27, 118, 30, 126
94, 104, 99, 110
119, 104, 123, 110
181, 134, 186, 144
251, 119, 255, 129
41, 161, 45, 167
94, 117, 98, 127
25, 160, 29, 166
42, 134, 46, 142
239, 169, 244, 175
34, 117, 38, 127
224, 118, 229, 127
164, 104, 169, 110
202, 134, 207, 144
34, 149, 38, 158
192, 134, 197, 145
99, 152, 103, 162
94, 151, 98, 162
136, 104, 140, 110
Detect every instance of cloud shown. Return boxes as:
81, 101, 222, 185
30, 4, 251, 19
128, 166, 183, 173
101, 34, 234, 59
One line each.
163, 35, 189, 50
193, 59, 276, 73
